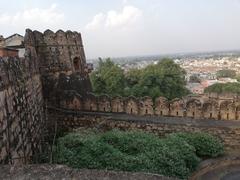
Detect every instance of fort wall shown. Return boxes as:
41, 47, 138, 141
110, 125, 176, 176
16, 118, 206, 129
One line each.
60, 92, 240, 121
0, 57, 44, 164
24, 29, 92, 102
47, 108, 240, 153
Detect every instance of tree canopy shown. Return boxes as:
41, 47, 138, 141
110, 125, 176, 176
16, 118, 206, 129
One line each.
90, 58, 190, 99
189, 74, 201, 83
204, 82, 240, 94
90, 58, 125, 96
216, 69, 236, 79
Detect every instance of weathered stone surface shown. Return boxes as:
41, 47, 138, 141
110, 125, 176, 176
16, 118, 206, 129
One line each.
0, 57, 44, 164
61, 90, 240, 121
0, 28, 93, 165
48, 107, 240, 153
25, 29, 92, 103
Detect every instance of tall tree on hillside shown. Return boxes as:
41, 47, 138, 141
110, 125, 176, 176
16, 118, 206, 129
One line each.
90, 58, 190, 99
136, 58, 189, 99
90, 58, 125, 96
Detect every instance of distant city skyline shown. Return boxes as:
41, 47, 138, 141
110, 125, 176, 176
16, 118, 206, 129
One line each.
1, 0, 240, 59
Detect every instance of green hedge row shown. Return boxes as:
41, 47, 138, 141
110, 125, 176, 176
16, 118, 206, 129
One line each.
54, 130, 224, 179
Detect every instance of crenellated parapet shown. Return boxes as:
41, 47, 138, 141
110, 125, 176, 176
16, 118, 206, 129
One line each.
59, 91, 240, 121
25, 29, 87, 75
23, 29, 92, 102
155, 97, 169, 116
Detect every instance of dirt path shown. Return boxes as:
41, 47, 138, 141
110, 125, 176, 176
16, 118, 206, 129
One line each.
0, 164, 177, 180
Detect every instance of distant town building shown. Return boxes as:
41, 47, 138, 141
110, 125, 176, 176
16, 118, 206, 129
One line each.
4, 34, 25, 57
0, 47, 18, 57
0, 33, 25, 58
0, 35, 4, 47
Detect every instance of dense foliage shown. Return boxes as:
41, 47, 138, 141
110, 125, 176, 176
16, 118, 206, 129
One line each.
189, 74, 201, 83
216, 69, 236, 79
54, 130, 224, 179
168, 133, 224, 158
90, 58, 190, 100
90, 58, 125, 96
204, 82, 240, 94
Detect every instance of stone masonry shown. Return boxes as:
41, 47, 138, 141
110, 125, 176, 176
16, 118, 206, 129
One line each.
0, 29, 92, 164
60, 92, 240, 121
0, 56, 44, 164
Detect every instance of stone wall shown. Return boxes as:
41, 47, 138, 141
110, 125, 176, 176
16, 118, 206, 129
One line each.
24, 29, 92, 103
60, 92, 240, 121
47, 107, 240, 153
0, 56, 44, 164
0, 29, 95, 165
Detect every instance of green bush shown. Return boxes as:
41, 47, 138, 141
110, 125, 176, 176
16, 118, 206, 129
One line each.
204, 82, 240, 94
168, 133, 224, 158
54, 130, 223, 179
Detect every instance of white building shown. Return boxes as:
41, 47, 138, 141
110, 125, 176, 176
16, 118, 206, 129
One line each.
4, 34, 25, 58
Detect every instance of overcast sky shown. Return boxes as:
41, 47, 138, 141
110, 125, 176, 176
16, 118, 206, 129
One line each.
1, 0, 240, 59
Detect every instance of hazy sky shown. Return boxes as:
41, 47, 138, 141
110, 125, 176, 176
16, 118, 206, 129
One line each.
1, 0, 240, 59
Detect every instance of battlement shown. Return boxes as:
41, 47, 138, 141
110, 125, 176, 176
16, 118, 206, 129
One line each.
25, 29, 88, 75
59, 92, 240, 121
0, 29, 92, 164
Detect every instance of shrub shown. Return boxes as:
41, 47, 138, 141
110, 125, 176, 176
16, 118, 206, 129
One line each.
54, 130, 223, 179
204, 82, 240, 94
168, 132, 224, 158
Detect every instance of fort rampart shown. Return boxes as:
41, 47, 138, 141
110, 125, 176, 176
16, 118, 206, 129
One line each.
0, 56, 44, 164
47, 107, 240, 153
60, 92, 240, 121
0, 29, 92, 164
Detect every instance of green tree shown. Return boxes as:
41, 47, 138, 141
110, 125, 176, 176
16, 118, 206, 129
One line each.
204, 82, 240, 94
90, 58, 125, 96
216, 69, 236, 79
90, 58, 190, 99
235, 75, 240, 82
189, 74, 201, 83
125, 58, 189, 99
